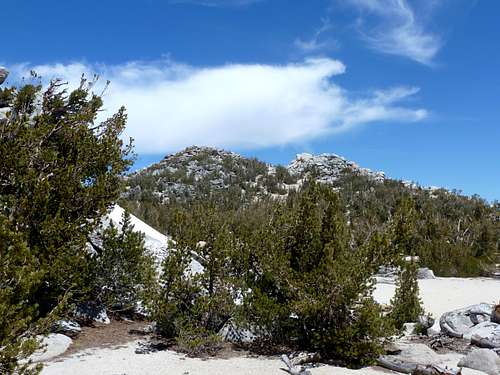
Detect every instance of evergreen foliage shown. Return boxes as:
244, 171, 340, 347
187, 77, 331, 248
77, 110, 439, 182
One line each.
152, 202, 240, 354
390, 261, 424, 330
123, 158, 499, 277
0, 214, 43, 374
153, 181, 397, 365
88, 211, 157, 314
1, 73, 498, 371
387, 198, 424, 330
0, 77, 133, 372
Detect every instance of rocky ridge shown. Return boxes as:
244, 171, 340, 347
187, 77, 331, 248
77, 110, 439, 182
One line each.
124, 146, 387, 202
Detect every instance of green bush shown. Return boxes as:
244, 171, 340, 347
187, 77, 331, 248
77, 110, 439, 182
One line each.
88, 211, 157, 314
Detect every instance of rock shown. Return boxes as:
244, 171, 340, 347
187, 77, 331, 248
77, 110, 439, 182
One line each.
440, 303, 493, 338
29, 334, 72, 363
288, 152, 385, 183
385, 342, 403, 355
52, 320, 81, 338
378, 343, 445, 373
469, 322, 500, 348
394, 343, 442, 365
427, 320, 441, 336
0, 67, 8, 85
418, 268, 436, 279
74, 302, 110, 324
280, 354, 312, 375
418, 315, 436, 332
413, 365, 464, 375
218, 319, 258, 344
458, 349, 500, 375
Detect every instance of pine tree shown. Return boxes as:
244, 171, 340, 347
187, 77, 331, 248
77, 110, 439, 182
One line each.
89, 211, 156, 314
152, 202, 237, 355
390, 260, 423, 330
0, 214, 42, 374
389, 198, 424, 330
0, 76, 133, 372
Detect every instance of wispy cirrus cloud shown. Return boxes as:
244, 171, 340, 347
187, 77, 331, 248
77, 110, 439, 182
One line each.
345, 0, 442, 65
294, 18, 338, 53
10, 58, 427, 154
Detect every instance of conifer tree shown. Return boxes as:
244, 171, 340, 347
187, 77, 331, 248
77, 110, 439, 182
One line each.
152, 202, 237, 354
0, 76, 133, 372
389, 197, 424, 330
0, 214, 42, 374
89, 211, 156, 313
390, 260, 423, 330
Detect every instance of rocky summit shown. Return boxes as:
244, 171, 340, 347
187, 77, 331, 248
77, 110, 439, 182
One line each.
123, 146, 387, 203
288, 152, 385, 183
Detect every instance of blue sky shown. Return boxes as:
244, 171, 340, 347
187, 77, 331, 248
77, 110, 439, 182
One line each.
2, 0, 499, 200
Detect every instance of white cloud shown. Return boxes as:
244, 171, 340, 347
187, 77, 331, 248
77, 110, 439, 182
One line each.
10, 58, 427, 154
294, 18, 338, 53
346, 0, 442, 65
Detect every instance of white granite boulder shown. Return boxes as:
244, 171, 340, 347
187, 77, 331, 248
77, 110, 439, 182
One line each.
458, 349, 500, 375
469, 321, 500, 348
440, 303, 493, 338
417, 267, 436, 279
379, 343, 443, 372
30, 334, 72, 363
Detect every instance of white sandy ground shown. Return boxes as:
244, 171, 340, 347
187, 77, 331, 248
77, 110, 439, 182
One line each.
41, 277, 499, 375
374, 277, 500, 319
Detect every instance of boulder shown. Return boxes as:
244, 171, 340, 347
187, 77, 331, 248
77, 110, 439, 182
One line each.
427, 320, 441, 336
30, 334, 72, 363
458, 349, 500, 375
418, 268, 436, 279
52, 320, 81, 338
469, 322, 500, 348
218, 319, 258, 344
390, 343, 441, 365
0, 67, 8, 85
74, 302, 110, 324
418, 314, 436, 334
379, 343, 443, 372
440, 303, 493, 338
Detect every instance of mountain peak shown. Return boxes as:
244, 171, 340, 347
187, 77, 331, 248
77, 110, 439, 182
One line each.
124, 145, 389, 203
288, 152, 385, 183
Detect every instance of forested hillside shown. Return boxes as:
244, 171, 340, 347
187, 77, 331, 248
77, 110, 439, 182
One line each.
121, 146, 499, 277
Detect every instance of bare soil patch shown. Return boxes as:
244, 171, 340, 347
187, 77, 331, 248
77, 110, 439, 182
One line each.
59, 319, 151, 359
